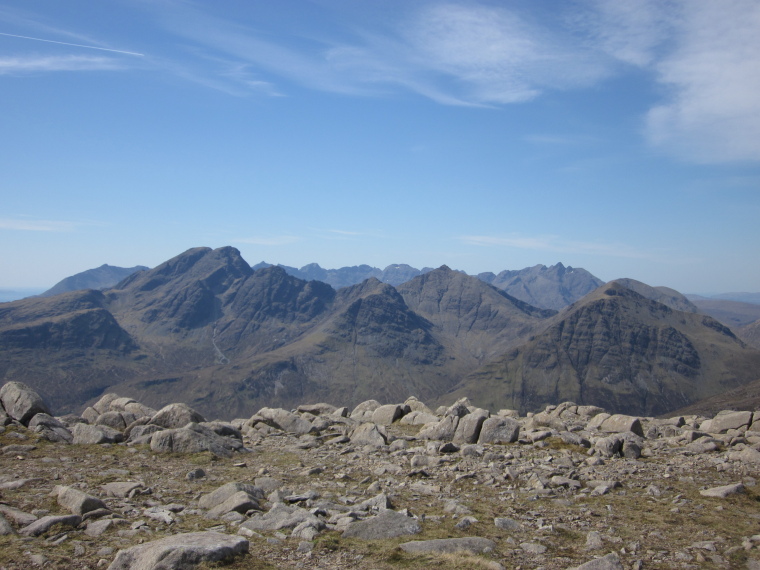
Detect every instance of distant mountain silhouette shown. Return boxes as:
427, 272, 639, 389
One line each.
477, 263, 603, 310
41, 264, 148, 297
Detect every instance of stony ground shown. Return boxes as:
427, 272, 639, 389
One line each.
2, 388, 760, 569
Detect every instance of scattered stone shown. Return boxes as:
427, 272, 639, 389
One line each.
20, 514, 82, 537
569, 552, 625, 569
55, 485, 108, 515
400, 537, 496, 555
700, 482, 744, 498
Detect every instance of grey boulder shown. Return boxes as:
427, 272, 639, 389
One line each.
400, 537, 496, 555
342, 510, 421, 540
0, 381, 50, 425
107, 531, 248, 570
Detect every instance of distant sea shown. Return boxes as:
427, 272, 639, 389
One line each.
0, 288, 46, 303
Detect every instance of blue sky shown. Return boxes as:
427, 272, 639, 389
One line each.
1, 0, 759, 295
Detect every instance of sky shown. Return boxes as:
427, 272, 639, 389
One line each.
1, 0, 759, 296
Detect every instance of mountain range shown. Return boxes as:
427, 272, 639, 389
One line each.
1, 246, 758, 419
37, 259, 602, 311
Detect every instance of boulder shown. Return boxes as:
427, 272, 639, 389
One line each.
404, 396, 434, 414
0, 513, 14, 536
453, 408, 490, 444
700, 482, 744, 498
199, 482, 264, 510
371, 404, 404, 425
418, 415, 459, 441
28, 413, 73, 443
102, 481, 145, 498
350, 400, 382, 422
445, 398, 471, 418
71, 423, 123, 444
702, 411, 753, 433
399, 411, 439, 426
400, 537, 496, 555
20, 514, 82, 537
342, 510, 421, 540
256, 408, 314, 434
206, 491, 261, 519
598, 414, 644, 437
297, 403, 337, 416
349, 423, 388, 446
95, 411, 129, 431
107, 531, 248, 570
569, 552, 624, 570
0, 381, 50, 425
55, 485, 107, 515
239, 502, 320, 533
478, 416, 520, 445
149, 403, 206, 429
150, 423, 245, 457
92, 393, 121, 414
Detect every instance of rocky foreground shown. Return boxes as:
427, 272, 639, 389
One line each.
1, 381, 760, 569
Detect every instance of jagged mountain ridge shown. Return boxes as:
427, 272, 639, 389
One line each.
478, 263, 604, 310
450, 282, 760, 417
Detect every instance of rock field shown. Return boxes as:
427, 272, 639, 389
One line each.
1, 380, 760, 569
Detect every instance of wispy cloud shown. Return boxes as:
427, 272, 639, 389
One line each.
644, 0, 760, 163
0, 217, 79, 232
233, 235, 300, 246
327, 229, 363, 236
460, 234, 650, 259
0, 55, 121, 74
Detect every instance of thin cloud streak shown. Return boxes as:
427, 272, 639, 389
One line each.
0, 54, 121, 74
233, 236, 300, 246
460, 234, 650, 259
0, 218, 79, 232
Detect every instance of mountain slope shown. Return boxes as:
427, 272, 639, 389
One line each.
448, 282, 760, 416
614, 278, 699, 313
